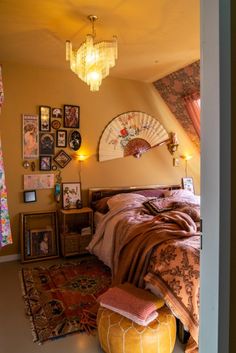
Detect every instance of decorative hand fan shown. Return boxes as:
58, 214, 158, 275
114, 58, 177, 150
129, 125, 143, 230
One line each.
98, 111, 178, 161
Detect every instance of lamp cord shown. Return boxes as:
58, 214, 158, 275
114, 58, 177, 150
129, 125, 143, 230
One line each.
185, 160, 188, 178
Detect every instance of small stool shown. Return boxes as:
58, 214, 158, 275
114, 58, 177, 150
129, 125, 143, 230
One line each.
97, 305, 176, 353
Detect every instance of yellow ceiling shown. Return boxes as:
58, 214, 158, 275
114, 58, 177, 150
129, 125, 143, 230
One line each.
0, 0, 200, 82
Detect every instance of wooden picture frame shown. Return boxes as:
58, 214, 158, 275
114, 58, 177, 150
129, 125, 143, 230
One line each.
56, 130, 67, 147
22, 114, 39, 159
20, 210, 59, 263
39, 156, 52, 171
39, 132, 55, 155
39, 106, 51, 132
181, 177, 195, 194
53, 149, 71, 168
62, 182, 81, 209
63, 104, 80, 128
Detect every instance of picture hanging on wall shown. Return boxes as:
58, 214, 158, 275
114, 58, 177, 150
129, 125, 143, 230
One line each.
69, 130, 81, 151
22, 115, 39, 159
51, 119, 61, 130
39, 132, 55, 155
53, 150, 72, 168
52, 107, 63, 119
56, 130, 67, 147
23, 174, 54, 190
39, 156, 52, 171
39, 106, 51, 132
64, 105, 80, 128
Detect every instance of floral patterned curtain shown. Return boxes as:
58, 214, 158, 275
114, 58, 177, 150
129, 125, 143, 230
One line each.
0, 65, 12, 248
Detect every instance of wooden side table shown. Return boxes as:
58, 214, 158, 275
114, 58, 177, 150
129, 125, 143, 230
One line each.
59, 207, 93, 257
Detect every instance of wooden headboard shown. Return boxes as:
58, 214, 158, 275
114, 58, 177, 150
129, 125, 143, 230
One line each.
88, 184, 181, 205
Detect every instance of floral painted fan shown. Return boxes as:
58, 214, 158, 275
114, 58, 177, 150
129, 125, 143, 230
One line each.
98, 111, 178, 161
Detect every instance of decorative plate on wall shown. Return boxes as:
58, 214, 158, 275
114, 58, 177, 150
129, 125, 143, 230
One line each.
98, 111, 169, 161
69, 130, 82, 151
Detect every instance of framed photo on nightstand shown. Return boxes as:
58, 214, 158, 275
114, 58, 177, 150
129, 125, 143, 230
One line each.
181, 177, 195, 194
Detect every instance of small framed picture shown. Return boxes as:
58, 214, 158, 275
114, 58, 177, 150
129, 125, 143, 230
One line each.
56, 129, 67, 147
23, 190, 37, 203
39, 156, 52, 171
53, 149, 72, 168
51, 119, 61, 130
52, 107, 63, 119
62, 182, 81, 209
64, 104, 80, 128
181, 177, 195, 194
30, 228, 54, 257
39, 132, 55, 155
39, 106, 51, 132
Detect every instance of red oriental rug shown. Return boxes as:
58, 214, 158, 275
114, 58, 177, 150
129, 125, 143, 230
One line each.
20, 257, 111, 343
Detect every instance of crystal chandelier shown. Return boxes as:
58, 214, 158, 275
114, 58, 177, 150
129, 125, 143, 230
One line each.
66, 15, 118, 92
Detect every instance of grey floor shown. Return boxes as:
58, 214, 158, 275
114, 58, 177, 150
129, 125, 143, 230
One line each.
0, 259, 185, 353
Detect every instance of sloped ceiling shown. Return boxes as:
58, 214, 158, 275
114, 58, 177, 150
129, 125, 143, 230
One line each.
0, 0, 200, 82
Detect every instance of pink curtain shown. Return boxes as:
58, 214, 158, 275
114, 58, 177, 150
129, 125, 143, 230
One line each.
184, 92, 200, 137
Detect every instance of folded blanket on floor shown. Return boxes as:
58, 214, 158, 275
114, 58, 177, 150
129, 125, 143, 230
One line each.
97, 282, 164, 326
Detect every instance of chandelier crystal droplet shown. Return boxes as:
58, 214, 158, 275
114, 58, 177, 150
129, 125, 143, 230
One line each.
66, 15, 118, 92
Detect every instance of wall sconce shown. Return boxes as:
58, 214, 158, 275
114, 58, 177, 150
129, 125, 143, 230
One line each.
76, 154, 89, 182
180, 154, 193, 177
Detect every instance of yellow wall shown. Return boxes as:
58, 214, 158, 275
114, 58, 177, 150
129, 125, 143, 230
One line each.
0, 62, 200, 256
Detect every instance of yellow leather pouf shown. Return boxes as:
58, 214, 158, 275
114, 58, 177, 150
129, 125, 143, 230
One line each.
97, 305, 176, 353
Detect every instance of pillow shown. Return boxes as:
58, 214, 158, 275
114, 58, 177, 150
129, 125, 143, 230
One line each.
143, 198, 174, 215
107, 193, 147, 211
132, 189, 165, 198
91, 196, 110, 214
163, 189, 200, 205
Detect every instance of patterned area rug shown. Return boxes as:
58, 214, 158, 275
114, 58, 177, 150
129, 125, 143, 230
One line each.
20, 257, 111, 343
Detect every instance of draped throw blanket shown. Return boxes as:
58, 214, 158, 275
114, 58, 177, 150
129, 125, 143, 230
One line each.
0, 65, 12, 248
112, 211, 198, 286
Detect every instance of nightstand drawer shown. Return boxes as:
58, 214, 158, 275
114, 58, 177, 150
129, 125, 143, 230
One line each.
61, 233, 80, 255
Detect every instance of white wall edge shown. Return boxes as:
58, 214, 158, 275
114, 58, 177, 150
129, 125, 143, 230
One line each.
0, 254, 21, 263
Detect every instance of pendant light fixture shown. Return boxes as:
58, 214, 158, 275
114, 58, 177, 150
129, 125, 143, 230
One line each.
66, 15, 118, 92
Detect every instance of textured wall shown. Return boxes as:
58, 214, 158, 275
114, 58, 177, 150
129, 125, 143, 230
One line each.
153, 61, 200, 148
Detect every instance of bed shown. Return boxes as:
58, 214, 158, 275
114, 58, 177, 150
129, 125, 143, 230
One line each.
87, 184, 200, 353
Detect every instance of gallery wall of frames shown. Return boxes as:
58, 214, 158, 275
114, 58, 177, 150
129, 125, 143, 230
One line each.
22, 104, 82, 204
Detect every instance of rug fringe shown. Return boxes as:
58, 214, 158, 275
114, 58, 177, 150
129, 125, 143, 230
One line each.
19, 269, 40, 343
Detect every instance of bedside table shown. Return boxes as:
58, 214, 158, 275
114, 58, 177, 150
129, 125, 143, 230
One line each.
59, 207, 93, 257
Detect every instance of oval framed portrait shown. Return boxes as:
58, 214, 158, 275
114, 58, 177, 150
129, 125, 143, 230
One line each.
69, 130, 82, 151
